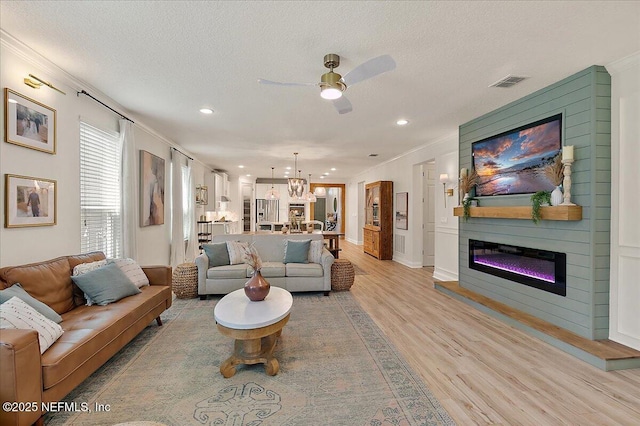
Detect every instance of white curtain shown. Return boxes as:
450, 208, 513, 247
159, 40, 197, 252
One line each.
170, 151, 185, 267
119, 119, 138, 260
185, 159, 198, 261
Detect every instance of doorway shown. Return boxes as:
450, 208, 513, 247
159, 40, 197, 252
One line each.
309, 183, 346, 233
241, 183, 253, 232
423, 163, 435, 266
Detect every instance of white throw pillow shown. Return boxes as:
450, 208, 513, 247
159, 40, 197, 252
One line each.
226, 241, 249, 265
0, 296, 64, 354
308, 240, 323, 264
73, 260, 108, 306
108, 258, 149, 288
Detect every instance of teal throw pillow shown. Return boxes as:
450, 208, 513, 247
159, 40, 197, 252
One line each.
284, 239, 311, 264
70, 263, 141, 306
0, 283, 63, 323
203, 242, 230, 268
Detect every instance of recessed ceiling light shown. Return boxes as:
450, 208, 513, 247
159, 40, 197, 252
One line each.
330, 168, 336, 171
246, 174, 251, 177
199, 108, 214, 114
369, 153, 378, 157
323, 172, 329, 176
286, 166, 292, 170
396, 119, 408, 126
284, 171, 290, 175
238, 165, 244, 168
320, 176, 325, 179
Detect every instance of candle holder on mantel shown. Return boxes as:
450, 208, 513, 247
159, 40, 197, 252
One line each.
561, 158, 575, 205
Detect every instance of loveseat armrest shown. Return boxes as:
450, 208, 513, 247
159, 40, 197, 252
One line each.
142, 265, 172, 286
195, 253, 208, 295
0, 329, 44, 426
321, 249, 335, 291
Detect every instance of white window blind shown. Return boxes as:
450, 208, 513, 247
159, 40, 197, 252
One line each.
80, 121, 122, 258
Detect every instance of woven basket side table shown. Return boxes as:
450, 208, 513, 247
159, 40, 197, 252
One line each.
331, 259, 355, 291
172, 262, 198, 299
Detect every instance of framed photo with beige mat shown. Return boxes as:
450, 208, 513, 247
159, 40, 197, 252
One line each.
4, 88, 56, 154
4, 174, 57, 228
395, 192, 408, 230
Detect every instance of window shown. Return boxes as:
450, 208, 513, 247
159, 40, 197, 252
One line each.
80, 122, 122, 258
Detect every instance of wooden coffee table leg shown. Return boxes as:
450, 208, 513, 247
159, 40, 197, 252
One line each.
219, 331, 282, 378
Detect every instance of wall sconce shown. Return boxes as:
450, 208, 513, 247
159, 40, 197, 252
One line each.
439, 174, 454, 207
24, 74, 66, 94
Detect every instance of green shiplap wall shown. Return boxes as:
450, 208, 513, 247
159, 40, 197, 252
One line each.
459, 66, 611, 340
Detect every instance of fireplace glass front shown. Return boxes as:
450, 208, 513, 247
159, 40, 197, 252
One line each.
469, 239, 566, 296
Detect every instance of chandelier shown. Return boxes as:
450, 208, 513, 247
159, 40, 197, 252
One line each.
304, 174, 317, 202
287, 153, 305, 199
265, 167, 280, 200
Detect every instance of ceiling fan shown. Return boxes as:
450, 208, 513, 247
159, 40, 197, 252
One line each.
258, 53, 396, 114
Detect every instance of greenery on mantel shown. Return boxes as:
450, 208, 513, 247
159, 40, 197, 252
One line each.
462, 197, 476, 222
530, 191, 552, 224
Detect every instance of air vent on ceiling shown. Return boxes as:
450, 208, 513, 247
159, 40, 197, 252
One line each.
489, 75, 528, 88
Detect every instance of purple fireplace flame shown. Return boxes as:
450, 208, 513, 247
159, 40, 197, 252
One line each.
469, 240, 566, 296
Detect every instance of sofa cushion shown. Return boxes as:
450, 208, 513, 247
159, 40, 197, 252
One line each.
286, 263, 324, 277
71, 263, 141, 306
108, 258, 150, 288
0, 283, 62, 323
284, 239, 311, 264
226, 241, 249, 265
250, 262, 285, 278
0, 256, 75, 315
308, 240, 323, 264
73, 260, 108, 306
203, 242, 230, 267
207, 264, 248, 279
67, 252, 107, 306
41, 285, 170, 390
0, 296, 64, 354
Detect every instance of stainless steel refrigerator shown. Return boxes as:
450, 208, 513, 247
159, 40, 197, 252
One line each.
256, 199, 279, 223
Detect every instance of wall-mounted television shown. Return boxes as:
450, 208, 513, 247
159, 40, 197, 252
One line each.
472, 114, 562, 196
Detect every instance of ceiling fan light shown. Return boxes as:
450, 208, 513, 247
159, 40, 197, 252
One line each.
320, 71, 345, 100
321, 86, 343, 100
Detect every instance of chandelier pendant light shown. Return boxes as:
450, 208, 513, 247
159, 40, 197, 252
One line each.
314, 186, 327, 197
265, 167, 280, 200
304, 174, 317, 202
287, 153, 305, 199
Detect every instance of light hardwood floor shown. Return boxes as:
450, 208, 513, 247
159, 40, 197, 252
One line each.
340, 240, 640, 425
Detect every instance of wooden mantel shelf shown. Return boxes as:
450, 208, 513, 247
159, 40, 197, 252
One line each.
453, 205, 582, 221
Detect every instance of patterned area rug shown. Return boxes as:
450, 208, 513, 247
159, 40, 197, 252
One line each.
45, 293, 454, 425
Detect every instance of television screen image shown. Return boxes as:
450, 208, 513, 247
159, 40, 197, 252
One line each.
472, 114, 562, 196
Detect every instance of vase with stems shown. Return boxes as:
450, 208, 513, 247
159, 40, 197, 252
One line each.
241, 243, 270, 301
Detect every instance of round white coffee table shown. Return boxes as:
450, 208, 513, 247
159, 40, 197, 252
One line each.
214, 287, 293, 378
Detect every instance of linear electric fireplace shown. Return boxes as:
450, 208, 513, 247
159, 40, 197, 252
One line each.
469, 240, 566, 296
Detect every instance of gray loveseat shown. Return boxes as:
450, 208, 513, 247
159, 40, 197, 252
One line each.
195, 233, 334, 297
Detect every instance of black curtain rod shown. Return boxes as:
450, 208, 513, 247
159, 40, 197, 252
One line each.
77, 90, 134, 123
171, 147, 194, 161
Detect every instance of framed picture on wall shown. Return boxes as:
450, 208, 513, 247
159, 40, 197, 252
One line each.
4, 88, 57, 154
4, 174, 57, 228
140, 150, 165, 226
396, 192, 408, 230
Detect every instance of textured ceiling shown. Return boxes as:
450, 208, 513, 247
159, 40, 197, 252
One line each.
1, 1, 639, 180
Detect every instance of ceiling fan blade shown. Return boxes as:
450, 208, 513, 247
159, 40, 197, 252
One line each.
341, 55, 396, 87
258, 78, 317, 87
332, 96, 353, 114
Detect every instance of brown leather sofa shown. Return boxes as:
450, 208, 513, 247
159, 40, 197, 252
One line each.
0, 252, 172, 426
